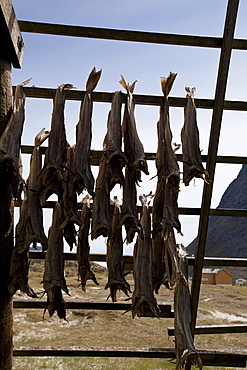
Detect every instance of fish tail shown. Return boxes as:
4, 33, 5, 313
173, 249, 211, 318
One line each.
160, 72, 177, 96
185, 86, 196, 98
119, 75, 137, 94
86, 67, 102, 93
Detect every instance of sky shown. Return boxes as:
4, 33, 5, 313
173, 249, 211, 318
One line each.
11, 0, 247, 256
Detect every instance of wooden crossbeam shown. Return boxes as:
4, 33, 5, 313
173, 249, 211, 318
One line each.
13, 300, 174, 318
18, 20, 247, 51
12, 346, 247, 367
168, 324, 247, 336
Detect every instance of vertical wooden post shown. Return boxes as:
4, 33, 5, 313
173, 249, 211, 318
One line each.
190, 0, 240, 335
0, 58, 13, 370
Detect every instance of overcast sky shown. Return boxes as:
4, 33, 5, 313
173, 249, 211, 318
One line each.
11, 0, 247, 255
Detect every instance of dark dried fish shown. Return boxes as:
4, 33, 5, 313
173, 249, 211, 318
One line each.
21, 128, 49, 252
174, 244, 202, 369
105, 196, 131, 302
40, 83, 73, 204
0, 78, 31, 198
131, 193, 159, 318
103, 91, 125, 189
73, 67, 102, 196
181, 87, 209, 186
152, 73, 181, 240
43, 203, 69, 319
91, 154, 111, 239
8, 248, 37, 298
60, 145, 81, 250
164, 230, 181, 289
152, 236, 170, 294
77, 195, 99, 291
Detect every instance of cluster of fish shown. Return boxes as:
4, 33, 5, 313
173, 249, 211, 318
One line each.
0, 70, 208, 369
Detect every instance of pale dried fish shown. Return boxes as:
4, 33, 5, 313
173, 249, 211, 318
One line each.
181, 87, 209, 186
77, 195, 98, 291
105, 196, 131, 302
73, 67, 102, 196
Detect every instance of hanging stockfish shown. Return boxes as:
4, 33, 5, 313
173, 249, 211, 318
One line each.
91, 152, 111, 239
174, 244, 202, 370
181, 87, 209, 186
19, 128, 49, 253
77, 195, 99, 291
40, 83, 74, 204
131, 193, 159, 318
0, 78, 31, 198
105, 196, 131, 302
60, 144, 81, 250
73, 67, 102, 197
152, 72, 181, 240
43, 203, 69, 320
8, 196, 37, 298
152, 235, 170, 294
164, 230, 181, 289
120, 75, 149, 243
103, 90, 125, 189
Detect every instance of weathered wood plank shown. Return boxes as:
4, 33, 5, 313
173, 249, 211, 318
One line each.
0, 0, 24, 68
168, 324, 247, 336
191, 0, 240, 334
13, 85, 247, 111
13, 300, 174, 318
12, 346, 247, 367
18, 20, 247, 51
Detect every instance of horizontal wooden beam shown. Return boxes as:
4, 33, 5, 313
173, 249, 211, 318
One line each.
13, 300, 174, 318
18, 20, 247, 51
20, 145, 247, 166
14, 85, 247, 111
12, 346, 247, 367
28, 251, 247, 268
168, 324, 247, 336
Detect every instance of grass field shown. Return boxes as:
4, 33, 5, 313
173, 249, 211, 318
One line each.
12, 260, 247, 369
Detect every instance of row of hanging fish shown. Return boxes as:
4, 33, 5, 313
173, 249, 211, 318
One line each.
1, 69, 207, 369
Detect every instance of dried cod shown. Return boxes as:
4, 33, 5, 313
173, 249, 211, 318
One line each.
181, 87, 209, 186
73, 67, 102, 197
77, 195, 98, 291
105, 196, 131, 302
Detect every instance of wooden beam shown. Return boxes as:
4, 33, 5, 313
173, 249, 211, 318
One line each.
168, 324, 247, 336
191, 0, 240, 334
0, 0, 24, 68
12, 346, 247, 367
18, 20, 247, 51
13, 300, 174, 318
13, 85, 247, 111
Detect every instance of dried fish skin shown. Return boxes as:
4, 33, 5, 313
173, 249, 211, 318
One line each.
77, 195, 99, 291
152, 236, 170, 294
0, 79, 31, 198
43, 203, 69, 319
162, 179, 182, 240
131, 194, 159, 318
60, 145, 81, 232
73, 68, 102, 196
105, 197, 131, 302
103, 91, 125, 189
40, 84, 73, 204
181, 87, 209, 186
121, 165, 141, 244
120, 75, 149, 178
174, 244, 202, 370
8, 247, 37, 298
164, 230, 181, 289
91, 154, 111, 240
156, 72, 179, 187
23, 129, 49, 252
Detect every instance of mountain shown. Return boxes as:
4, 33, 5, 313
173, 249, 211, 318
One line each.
186, 164, 247, 258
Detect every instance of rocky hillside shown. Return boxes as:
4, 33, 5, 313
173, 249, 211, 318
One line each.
187, 164, 247, 258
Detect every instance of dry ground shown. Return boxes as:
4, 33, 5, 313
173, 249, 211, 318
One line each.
12, 260, 247, 369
